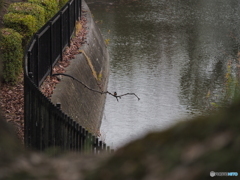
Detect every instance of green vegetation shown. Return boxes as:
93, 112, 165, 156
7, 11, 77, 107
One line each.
0, 0, 61, 84
204, 60, 240, 111
0, 28, 23, 84
8, 2, 45, 30
224, 61, 240, 102
3, 13, 37, 43
59, 0, 69, 8
28, 0, 58, 21
0, 0, 72, 84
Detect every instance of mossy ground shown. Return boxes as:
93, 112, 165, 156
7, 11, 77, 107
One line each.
1, 100, 240, 180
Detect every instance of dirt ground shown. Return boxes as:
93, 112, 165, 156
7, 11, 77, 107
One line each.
0, 0, 27, 142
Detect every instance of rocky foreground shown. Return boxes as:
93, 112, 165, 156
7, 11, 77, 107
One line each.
1, 100, 240, 180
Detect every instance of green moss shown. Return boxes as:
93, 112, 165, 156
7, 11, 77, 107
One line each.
28, 0, 58, 21
0, 28, 23, 84
8, 2, 45, 30
59, 0, 69, 8
3, 13, 37, 43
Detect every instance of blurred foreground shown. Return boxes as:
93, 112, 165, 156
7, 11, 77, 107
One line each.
1, 100, 240, 180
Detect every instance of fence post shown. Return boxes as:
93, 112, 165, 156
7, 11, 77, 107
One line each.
86, 131, 89, 153
36, 34, 40, 87
92, 135, 96, 153
76, 123, 79, 151
60, 11, 63, 61
50, 21, 53, 75
72, 121, 76, 151
79, 0, 81, 20
103, 143, 106, 152
95, 138, 99, 154
24, 76, 31, 148
82, 128, 86, 153
67, 117, 72, 150
79, 125, 83, 152
68, 2, 71, 47
63, 114, 67, 151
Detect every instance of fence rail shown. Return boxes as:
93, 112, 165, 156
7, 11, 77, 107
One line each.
24, 0, 111, 153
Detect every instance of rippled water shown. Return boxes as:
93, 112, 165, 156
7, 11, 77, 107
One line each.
88, 0, 240, 149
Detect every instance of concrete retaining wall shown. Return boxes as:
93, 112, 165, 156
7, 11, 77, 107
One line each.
51, 0, 109, 135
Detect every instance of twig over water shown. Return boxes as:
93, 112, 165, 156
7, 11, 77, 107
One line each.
52, 73, 140, 101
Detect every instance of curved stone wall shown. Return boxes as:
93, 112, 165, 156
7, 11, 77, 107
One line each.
51, 0, 109, 135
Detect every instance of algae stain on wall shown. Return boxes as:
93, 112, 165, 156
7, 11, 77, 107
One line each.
51, 0, 109, 135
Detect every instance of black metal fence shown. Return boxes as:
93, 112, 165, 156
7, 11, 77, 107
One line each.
24, 0, 111, 153
26, 0, 80, 87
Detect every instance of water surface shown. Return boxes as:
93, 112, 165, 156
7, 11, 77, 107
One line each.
88, 0, 240, 149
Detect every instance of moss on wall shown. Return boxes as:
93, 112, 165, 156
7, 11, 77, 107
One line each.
51, 0, 110, 135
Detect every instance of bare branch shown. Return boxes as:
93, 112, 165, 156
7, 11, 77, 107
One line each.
106, 91, 140, 101
52, 73, 140, 101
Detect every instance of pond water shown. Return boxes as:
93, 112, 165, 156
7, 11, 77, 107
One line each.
87, 0, 240, 149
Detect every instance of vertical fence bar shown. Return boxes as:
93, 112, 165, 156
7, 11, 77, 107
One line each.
50, 21, 53, 75
82, 126, 86, 153
39, 99, 43, 151
99, 141, 103, 153
96, 138, 99, 154
72, 120, 75, 151
70, 120, 74, 151
44, 99, 48, 150
59, 111, 64, 151
74, 0, 77, 22
91, 135, 95, 153
36, 34, 40, 86
64, 115, 68, 151
79, 125, 83, 152
60, 11, 63, 61
68, 2, 71, 47
85, 131, 89, 153
79, 0, 81, 19
36, 33, 41, 85
103, 143, 106, 152
75, 124, 79, 152
76, 0, 79, 20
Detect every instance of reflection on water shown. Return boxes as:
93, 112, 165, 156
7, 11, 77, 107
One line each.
88, 0, 240, 149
